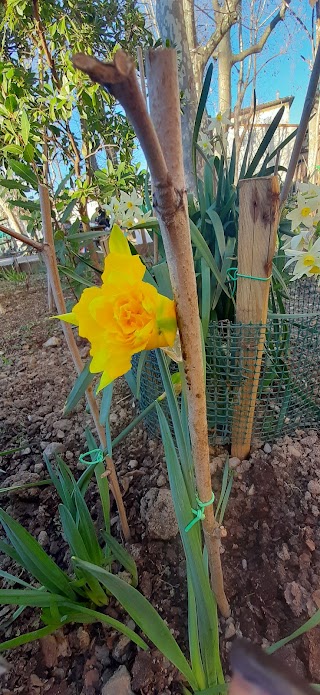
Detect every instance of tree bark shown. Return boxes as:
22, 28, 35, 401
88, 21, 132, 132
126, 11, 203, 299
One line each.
308, 1, 320, 182
217, 33, 232, 114
156, 0, 200, 190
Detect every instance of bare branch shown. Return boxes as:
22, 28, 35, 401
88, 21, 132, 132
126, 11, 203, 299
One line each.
72, 52, 169, 187
0, 224, 43, 251
200, 0, 240, 66
231, 0, 290, 65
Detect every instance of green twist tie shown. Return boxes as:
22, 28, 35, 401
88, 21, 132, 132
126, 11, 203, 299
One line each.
185, 491, 215, 533
227, 267, 272, 296
79, 448, 104, 466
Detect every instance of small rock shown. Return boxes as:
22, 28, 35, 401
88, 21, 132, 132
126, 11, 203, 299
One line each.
43, 336, 61, 348
284, 581, 309, 616
263, 443, 272, 454
287, 445, 301, 459
306, 538, 316, 551
303, 627, 320, 680
128, 459, 138, 469
38, 530, 49, 547
30, 674, 44, 687
43, 442, 64, 458
95, 645, 111, 667
239, 460, 251, 472
140, 488, 178, 540
277, 543, 290, 561
308, 480, 320, 497
53, 419, 71, 431
131, 652, 154, 692
225, 621, 236, 639
277, 644, 306, 679
210, 456, 223, 474
77, 627, 90, 650
34, 463, 44, 473
157, 473, 166, 487
102, 665, 133, 695
229, 456, 241, 470
242, 558, 247, 570
56, 429, 64, 439
21, 447, 31, 455
2, 471, 40, 498
41, 635, 58, 668
84, 668, 99, 688
112, 633, 132, 663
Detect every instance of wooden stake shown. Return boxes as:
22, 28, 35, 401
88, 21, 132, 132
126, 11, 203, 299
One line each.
231, 176, 280, 460
38, 184, 130, 540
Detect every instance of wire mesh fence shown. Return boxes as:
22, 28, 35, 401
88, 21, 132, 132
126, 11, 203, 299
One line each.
132, 279, 320, 446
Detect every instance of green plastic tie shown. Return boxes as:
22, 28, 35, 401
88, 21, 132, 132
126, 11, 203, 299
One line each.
79, 448, 104, 466
227, 267, 272, 296
185, 491, 215, 533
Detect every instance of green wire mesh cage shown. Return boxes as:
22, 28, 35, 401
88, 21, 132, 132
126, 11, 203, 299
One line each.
132, 280, 320, 447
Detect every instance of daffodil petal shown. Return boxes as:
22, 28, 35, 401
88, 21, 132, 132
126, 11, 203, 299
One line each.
55, 312, 79, 326
109, 223, 130, 255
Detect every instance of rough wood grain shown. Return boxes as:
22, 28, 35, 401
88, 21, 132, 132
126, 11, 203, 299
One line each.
231, 176, 280, 460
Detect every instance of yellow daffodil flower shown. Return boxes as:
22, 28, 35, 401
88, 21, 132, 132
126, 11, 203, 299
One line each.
57, 225, 177, 390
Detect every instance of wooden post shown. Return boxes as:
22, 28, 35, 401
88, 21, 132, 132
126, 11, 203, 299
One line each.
231, 176, 280, 460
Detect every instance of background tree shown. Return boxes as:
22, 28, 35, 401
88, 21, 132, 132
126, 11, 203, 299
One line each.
141, 0, 304, 188
0, 0, 149, 244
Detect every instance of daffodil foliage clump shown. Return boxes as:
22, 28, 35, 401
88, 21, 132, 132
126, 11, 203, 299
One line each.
284, 182, 320, 281
58, 225, 177, 390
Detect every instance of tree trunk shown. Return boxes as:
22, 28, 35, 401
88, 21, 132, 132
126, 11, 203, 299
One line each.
217, 32, 232, 115
156, 0, 201, 191
308, 2, 320, 182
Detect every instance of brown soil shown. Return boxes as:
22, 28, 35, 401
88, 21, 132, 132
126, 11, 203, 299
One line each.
0, 277, 319, 694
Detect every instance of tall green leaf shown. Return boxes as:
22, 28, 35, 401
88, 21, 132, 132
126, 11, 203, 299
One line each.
245, 106, 285, 178
189, 219, 230, 297
0, 509, 76, 600
64, 361, 94, 415
192, 63, 213, 177
102, 531, 138, 587
73, 558, 198, 691
155, 403, 222, 687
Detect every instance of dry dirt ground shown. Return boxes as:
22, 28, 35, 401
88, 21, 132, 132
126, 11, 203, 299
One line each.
0, 276, 320, 694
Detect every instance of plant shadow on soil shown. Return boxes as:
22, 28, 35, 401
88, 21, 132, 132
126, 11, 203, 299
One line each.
0, 277, 320, 694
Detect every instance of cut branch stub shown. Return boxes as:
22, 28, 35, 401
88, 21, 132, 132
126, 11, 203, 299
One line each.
72, 52, 168, 188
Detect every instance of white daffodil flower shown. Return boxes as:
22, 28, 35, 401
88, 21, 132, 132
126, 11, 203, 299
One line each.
120, 188, 143, 210
286, 193, 319, 230
284, 236, 320, 281
298, 182, 320, 202
207, 111, 231, 133
198, 131, 213, 156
